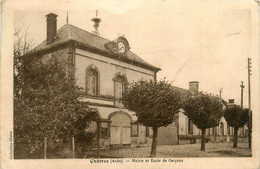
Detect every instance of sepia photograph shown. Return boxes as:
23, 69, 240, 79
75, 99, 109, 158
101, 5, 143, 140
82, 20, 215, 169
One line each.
1, 0, 260, 168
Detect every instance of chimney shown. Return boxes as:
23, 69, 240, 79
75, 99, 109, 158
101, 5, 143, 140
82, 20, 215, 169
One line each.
46, 13, 58, 45
229, 99, 234, 104
189, 81, 199, 94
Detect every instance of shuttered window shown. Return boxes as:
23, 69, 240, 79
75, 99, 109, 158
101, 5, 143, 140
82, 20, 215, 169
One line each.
131, 123, 138, 137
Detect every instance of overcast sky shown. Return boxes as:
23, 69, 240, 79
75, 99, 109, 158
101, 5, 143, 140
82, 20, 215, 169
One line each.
14, 0, 259, 108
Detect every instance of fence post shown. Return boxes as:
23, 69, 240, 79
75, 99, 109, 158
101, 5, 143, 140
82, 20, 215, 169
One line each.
72, 136, 75, 158
44, 137, 47, 159
97, 121, 101, 158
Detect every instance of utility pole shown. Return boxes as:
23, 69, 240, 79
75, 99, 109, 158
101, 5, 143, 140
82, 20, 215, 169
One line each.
240, 81, 245, 136
213, 88, 222, 141
240, 81, 244, 108
248, 58, 252, 149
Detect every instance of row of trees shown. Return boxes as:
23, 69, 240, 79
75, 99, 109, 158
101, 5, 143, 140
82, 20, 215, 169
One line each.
122, 80, 249, 157
14, 30, 249, 158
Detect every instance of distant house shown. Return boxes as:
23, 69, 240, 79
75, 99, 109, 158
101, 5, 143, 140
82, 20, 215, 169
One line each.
158, 81, 247, 145
24, 13, 160, 148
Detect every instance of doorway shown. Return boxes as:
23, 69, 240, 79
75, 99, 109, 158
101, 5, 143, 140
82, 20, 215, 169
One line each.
110, 112, 131, 145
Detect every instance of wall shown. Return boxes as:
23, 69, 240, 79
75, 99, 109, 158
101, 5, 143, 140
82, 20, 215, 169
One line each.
179, 111, 200, 135
178, 110, 187, 135
75, 49, 155, 96
193, 124, 200, 135
39, 48, 69, 64
158, 122, 178, 145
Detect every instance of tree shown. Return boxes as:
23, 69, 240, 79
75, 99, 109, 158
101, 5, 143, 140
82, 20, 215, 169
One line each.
122, 79, 182, 157
224, 106, 248, 148
14, 27, 34, 119
14, 52, 96, 158
183, 92, 223, 151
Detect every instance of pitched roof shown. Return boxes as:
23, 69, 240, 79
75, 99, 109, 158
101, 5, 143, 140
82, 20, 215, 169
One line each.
30, 24, 160, 71
171, 86, 228, 107
171, 86, 192, 100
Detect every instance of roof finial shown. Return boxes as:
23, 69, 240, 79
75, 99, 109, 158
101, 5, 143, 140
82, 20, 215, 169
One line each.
91, 10, 102, 36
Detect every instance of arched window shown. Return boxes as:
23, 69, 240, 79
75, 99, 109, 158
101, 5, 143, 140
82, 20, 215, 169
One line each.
85, 67, 99, 95
114, 75, 127, 100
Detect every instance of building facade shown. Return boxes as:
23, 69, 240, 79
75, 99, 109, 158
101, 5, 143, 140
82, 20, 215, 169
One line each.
24, 13, 160, 148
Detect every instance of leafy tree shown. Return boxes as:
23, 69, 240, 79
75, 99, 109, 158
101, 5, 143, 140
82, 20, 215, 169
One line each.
224, 106, 248, 148
183, 92, 223, 151
122, 79, 182, 157
14, 53, 97, 158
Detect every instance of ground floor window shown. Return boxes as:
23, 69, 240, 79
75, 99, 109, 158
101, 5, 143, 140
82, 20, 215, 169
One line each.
149, 127, 153, 136
131, 123, 139, 137
206, 128, 210, 136
100, 122, 109, 138
85, 121, 97, 133
188, 119, 193, 135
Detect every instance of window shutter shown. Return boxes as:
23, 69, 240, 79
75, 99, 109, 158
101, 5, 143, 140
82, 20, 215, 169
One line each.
115, 82, 119, 99
88, 75, 93, 95
86, 69, 98, 95
118, 83, 122, 98
92, 76, 96, 94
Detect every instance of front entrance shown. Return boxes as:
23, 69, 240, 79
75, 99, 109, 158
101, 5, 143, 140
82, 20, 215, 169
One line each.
110, 112, 131, 145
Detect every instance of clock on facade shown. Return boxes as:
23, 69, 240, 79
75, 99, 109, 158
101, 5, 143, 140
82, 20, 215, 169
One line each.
117, 41, 126, 53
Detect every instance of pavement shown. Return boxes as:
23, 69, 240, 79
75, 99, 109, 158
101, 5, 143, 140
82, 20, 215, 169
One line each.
87, 142, 251, 158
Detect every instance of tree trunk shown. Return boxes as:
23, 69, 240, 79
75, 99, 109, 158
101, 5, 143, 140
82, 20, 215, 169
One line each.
150, 127, 158, 157
201, 129, 206, 151
233, 127, 238, 148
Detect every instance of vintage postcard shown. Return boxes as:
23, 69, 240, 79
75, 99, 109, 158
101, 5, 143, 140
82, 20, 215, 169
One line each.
1, 0, 259, 168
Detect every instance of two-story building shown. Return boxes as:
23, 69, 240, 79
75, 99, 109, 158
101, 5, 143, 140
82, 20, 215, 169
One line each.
24, 13, 160, 148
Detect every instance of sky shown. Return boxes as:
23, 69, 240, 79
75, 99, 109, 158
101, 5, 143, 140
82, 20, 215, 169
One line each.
13, 0, 259, 108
